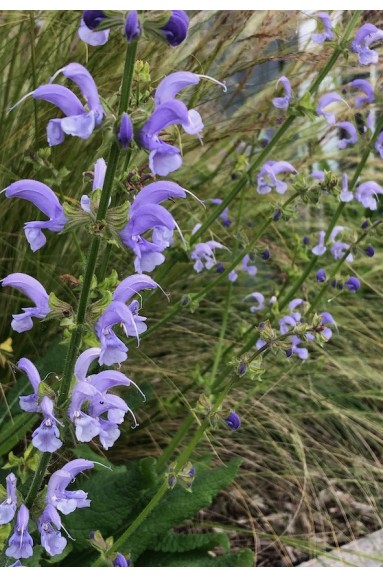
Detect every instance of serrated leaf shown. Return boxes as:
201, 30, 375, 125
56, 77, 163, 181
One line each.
138, 548, 254, 567
153, 531, 229, 554
126, 459, 242, 559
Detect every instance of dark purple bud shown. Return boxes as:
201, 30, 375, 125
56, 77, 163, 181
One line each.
117, 112, 134, 148
216, 262, 225, 274
113, 554, 130, 567
124, 11, 141, 43
259, 322, 265, 329
238, 361, 247, 376
161, 10, 189, 47
231, 173, 239, 180
337, 282, 344, 290
188, 466, 195, 477
361, 220, 369, 229
285, 348, 293, 358
316, 268, 326, 282
273, 209, 281, 222
262, 249, 270, 261
168, 474, 177, 489
303, 235, 310, 245
224, 411, 241, 431
331, 279, 337, 288
83, 10, 106, 30
89, 531, 96, 540
365, 245, 375, 257
345, 276, 361, 292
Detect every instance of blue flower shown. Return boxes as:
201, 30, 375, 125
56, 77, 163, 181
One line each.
78, 12, 110, 46
3, 179, 67, 251
311, 12, 334, 44
6, 505, 33, 560
119, 181, 186, 273
244, 292, 265, 313
339, 174, 353, 202
242, 255, 257, 276
17, 357, 42, 412
190, 225, 226, 273
355, 181, 383, 210
316, 268, 326, 282
272, 76, 292, 110
160, 11, 189, 46
351, 23, 383, 66
38, 505, 67, 556
1, 273, 51, 333
316, 92, 345, 125
11, 63, 104, 145
0, 473, 17, 525
32, 396, 62, 453
349, 79, 375, 108
46, 459, 94, 515
257, 161, 296, 194
336, 121, 358, 150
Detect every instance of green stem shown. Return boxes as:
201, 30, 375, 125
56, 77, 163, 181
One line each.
25, 451, 51, 509
209, 282, 232, 391
155, 413, 195, 472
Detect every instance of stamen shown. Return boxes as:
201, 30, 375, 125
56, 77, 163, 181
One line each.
128, 378, 146, 402
49, 68, 64, 84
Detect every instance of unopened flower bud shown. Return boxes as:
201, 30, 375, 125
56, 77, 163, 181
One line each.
316, 268, 326, 282
262, 249, 270, 261
365, 245, 375, 257
83, 10, 106, 30
345, 276, 361, 292
160, 10, 189, 46
113, 554, 131, 567
117, 113, 133, 148
224, 411, 241, 431
124, 11, 141, 43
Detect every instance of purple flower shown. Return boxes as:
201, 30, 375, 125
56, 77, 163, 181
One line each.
125, 11, 141, 43
355, 181, 383, 210
312, 231, 326, 256
78, 12, 110, 46
38, 505, 67, 556
225, 412, 241, 430
1, 273, 51, 333
113, 554, 131, 567
139, 100, 189, 176
119, 181, 186, 273
160, 10, 189, 46
11, 64, 104, 145
316, 92, 345, 125
311, 170, 325, 182
228, 270, 238, 283
245, 292, 265, 313
336, 121, 358, 150
340, 173, 353, 202
257, 160, 296, 194
211, 198, 231, 227
351, 23, 383, 66
6, 505, 33, 560
17, 357, 41, 412
290, 336, 308, 360
242, 255, 257, 276
0, 473, 17, 525
312, 12, 334, 44
319, 311, 337, 341
117, 113, 134, 148
365, 245, 375, 257
272, 76, 292, 110
316, 268, 326, 282
83, 10, 107, 30
329, 226, 353, 262
46, 459, 94, 515
95, 275, 158, 366
4, 180, 67, 251
10, 561, 22, 566
349, 79, 375, 108
32, 396, 62, 453
190, 226, 226, 273
154, 71, 226, 108
69, 348, 143, 447
345, 276, 361, 292
279, 299, 303, 334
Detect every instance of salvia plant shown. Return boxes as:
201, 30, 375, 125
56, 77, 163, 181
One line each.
1, 9, 383, 567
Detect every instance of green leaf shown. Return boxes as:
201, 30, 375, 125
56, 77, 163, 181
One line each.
153, 531, 229, 553
0, 413, 38, 457
138, 548, 254, 567
126, 458, 242, 559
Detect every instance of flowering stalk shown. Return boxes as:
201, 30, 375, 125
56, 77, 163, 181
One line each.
189, 10, 361, 245
307, 219, 383, 315
12, 42, 139, 545
278, 112, 383, 311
